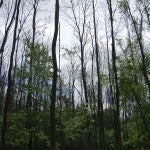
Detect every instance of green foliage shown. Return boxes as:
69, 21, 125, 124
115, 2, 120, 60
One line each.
27, 110, 50, 147
36, 130, 50, 147
15, 39, 53, 95
105, 129, 115, 149
122, 120, 146, 149
6, 112, 29, 145
118, 52, 150, 149
6, 127, 29, 145
1, 110, 50, 147
64, 111, 91, 142
118, 0, 129, 14
56, 107, 95, 149
101, 74, 109, 87
118, 53, 147, 106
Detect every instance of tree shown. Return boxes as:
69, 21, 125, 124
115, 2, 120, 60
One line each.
25, 1, 39, 149
106, 0, 122, 149
50, 0, 59, 149
119, 1, 150, 148
62, 47, 80, 112
125, 0, 150, 101
69, 0, 90, 104
1, 0, 21, 148
92, 0, 105, 149
0, 0, 18, 74
118, 51, 150, 149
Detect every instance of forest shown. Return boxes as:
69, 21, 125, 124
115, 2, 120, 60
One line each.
0, 0, 150, 149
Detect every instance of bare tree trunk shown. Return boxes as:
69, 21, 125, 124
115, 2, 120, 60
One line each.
71, 78, 75, 113
106, 0, 122, 149
50, 0, 59, 149
92, 0, 105, 149
81, 42, 88, 104
1, 0, 21, 148
90, 27, 98, 149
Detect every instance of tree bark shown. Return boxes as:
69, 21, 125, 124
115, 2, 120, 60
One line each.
106, 0, 122, 149
50, 0, 59, 149
92, 0, 105, 149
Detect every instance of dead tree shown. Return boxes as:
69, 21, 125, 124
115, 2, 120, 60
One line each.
69, 0, 90, 104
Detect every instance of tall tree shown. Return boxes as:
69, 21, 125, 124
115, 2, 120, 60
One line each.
92, 0, 105, 149
25, 1, 39, 149
69, 0, 90, 104
119, 0, 150, 147
50, 0, 59, 149
124, 0, 150, 103
1, 0, 21, 148
0, 0, 18, 74
106, 0, 122, 149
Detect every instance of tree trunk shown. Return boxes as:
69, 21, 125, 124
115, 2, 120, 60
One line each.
106, 0, 122, 149
92, 0, 105, 149
0, 0, 18, 74
50, 0, 59, 149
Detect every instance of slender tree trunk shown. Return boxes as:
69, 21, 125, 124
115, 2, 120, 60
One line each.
71, 78, 75, 113
12, 29, 21, 111
106, 0, 122, 149
81, 42, 88, 104
50, 0, 59, 149
1, 0, 21, 148
105, 16, 116, 149
0, 0, 18, 74
92, 0, 105, 149
90, 28, 98, 150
